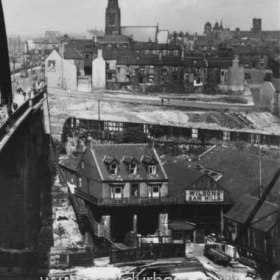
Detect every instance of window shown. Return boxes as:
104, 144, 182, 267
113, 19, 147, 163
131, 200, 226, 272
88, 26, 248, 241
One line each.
223, 131, 230, 141
111, 186, 123, 199
47, 60, 56, 72
150, 185, 160, 198
192, 129, 198, 139
78, 177, 82, 187
110, 163, 118, 175
143, 124, 149, 134
245, 73, 251, 79
161, 69, 167, 76
104, 121, 124, 132
131, 183, 139, 197
81, 161, 85, 168
148, 165, 157, 175
129, 162, 137, 175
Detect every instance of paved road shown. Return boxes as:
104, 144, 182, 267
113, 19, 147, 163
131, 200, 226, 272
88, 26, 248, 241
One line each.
48, 88, 255, 112
12, 66, 44, 92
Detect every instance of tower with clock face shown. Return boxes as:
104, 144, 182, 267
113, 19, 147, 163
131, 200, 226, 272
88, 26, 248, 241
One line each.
105, 0, 121, 35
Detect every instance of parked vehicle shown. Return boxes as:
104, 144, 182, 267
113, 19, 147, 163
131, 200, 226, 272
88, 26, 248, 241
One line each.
204, 245, 231, 266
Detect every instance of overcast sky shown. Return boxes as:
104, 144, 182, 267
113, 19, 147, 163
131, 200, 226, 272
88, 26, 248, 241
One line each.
2, 0, 280, 36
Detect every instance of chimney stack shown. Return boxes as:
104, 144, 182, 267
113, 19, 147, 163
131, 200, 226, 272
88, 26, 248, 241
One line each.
97, 49, 103, 58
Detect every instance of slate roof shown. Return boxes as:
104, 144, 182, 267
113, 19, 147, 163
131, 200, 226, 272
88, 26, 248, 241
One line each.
131, 42, 181, 50
117, 55, 206, 67
89, 144, 168, 182
59, 154, 82, 171
64, 47, 83, 60
67, 39, 95, 53
98, 35, 130, 44
199, 145, 280, 203
161, 156, 232, 204
207, 57, 233, 68
237, 31, 280, 40
33, 37, 60, 44
101, 47, 206, 67
224, 194, 279, 232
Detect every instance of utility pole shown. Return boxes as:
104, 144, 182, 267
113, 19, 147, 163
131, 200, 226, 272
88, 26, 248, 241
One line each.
98, 99, 101, 139
259, 146, 262, 197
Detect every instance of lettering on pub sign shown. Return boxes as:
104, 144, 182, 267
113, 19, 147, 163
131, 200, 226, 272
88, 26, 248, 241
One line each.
185, 189, 224, 202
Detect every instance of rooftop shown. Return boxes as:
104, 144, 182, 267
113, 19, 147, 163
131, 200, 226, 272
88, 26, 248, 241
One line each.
59, 154, 82, 171
199, 145, 280, 202
83, 144, 168, 182
224, 194, 279, 232
162, 155, 233, 204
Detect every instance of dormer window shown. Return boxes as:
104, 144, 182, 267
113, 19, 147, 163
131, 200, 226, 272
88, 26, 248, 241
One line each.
110, 162, 118, 175
129, 162, 138, 175
148, 165, 157, 175
104, 156, 118, 175
123, 156, 138, 175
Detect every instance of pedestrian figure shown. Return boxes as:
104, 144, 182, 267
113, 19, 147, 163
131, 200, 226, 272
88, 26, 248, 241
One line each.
161, 98, 164, 105
23, 91, 27, 100
167, 98, 170, 104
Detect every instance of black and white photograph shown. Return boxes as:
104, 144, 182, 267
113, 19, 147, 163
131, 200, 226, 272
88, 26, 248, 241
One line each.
0, 0, 280, 279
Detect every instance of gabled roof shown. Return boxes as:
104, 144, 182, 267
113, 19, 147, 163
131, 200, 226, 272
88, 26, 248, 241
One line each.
199, 145, 280, 203
59, 154, 82, 171
224, 194, 278, 232
86, 144, 168, 182
64, 47, 83, 60
162, 155, 232, 204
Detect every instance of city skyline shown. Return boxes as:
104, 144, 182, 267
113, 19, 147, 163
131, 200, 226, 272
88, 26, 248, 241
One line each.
2, 0, 280, 36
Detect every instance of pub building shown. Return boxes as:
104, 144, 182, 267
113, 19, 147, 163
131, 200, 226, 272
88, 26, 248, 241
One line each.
163, 156, 233, 243
60, 146, 233, 246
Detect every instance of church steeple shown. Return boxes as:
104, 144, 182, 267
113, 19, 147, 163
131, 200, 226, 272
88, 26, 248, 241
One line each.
105, 0, 121, 35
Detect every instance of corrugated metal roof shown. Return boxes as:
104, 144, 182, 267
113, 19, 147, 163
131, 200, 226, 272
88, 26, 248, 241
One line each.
199, 145, 280, 203
169, 221, 195, 231
162, 156, 233, 204
224, 194, 278, 232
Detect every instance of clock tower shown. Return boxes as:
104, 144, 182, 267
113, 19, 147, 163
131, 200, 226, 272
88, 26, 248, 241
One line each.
105, 0, 121, 35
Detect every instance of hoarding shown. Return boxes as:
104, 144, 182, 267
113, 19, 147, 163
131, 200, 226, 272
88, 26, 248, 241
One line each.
185, 190, 224, 202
